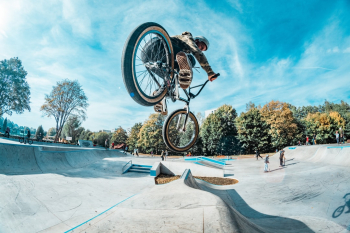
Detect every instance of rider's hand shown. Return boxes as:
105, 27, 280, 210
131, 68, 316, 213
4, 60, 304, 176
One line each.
208, 73, 219, 82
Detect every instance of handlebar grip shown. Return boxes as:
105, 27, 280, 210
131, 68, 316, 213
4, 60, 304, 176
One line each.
209, 73, 220, 81
213, 73, 220, 78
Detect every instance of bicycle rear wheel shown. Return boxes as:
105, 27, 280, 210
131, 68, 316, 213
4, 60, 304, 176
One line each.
163, 109, 199, 152
122, 22, 174, 106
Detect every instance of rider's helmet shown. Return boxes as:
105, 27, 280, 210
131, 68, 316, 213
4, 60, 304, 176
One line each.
194, 36, 209, 50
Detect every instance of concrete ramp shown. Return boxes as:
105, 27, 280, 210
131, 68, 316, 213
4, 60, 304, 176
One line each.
0, 143, 127, 174
283, 144, 350, 167
308, 146, 350, 167
0, 144, 41, 173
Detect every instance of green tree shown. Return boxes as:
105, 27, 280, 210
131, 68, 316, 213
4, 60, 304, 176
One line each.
138, 114, 166, 154
35, 125, 44, 140
93, 132, 110, 147
47, 127, 56, 136
2, 118, 7, 133
0, 58, 31, 118
61, 115, 84, 142
79, 129, 94, 140
305, 111, 345, 144
40, 79, 88, 142
261, 100, 300, 149
200, 105, 240, 156
126, 123, 142, 152
111, 126, 128, 145
236, 107, 270, 153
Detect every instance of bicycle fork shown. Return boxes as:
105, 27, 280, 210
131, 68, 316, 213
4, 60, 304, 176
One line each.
176, 104, 190, 132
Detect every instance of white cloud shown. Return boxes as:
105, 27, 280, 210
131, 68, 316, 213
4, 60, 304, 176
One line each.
343, 47, 350, 53
62, 0, 92, 38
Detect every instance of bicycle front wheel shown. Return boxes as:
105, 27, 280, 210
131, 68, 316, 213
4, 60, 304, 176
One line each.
122, 22, 174, 106
163, 109, 199, 152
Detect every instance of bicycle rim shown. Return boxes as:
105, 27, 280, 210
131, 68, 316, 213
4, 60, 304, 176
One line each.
164, 110, 198, 152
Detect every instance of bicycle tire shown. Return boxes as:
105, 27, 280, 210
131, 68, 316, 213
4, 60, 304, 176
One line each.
19, 137, 24, 143
162, 109, 199, 152
122, 22, 174, 106
28, 139, 33, 145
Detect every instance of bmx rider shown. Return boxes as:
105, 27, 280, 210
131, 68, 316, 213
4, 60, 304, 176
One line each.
154, 32, 219, 115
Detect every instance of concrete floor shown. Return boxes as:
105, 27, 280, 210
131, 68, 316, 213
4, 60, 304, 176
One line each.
0, 138, 349, 232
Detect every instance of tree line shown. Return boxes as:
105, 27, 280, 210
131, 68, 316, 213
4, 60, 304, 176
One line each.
123, 100, 349, 156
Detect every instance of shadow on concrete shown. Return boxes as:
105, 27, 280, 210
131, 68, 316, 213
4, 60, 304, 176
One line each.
269, 167, 284, 172
200, 185, 314, 232
332, 193, 350, 218
284, 162, 299, 167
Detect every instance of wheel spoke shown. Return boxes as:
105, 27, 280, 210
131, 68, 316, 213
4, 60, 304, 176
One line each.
133, 31, 171, 98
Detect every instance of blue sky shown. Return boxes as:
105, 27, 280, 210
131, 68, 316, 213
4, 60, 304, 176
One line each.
1, 0, 349, 132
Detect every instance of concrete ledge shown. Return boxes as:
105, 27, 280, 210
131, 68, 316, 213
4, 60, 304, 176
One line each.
160, 161, 223, 177
150, 162, 161, 177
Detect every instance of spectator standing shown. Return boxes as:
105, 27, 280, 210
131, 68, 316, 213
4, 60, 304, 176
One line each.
111, 142, 115, 149
161, 150, 164, 161
279, 149, 285, 167
165, 150, 168, 161
313, 134, 317, 145
136, 148, 139, 157
151, 151, 153, 157
105, 139, 109, 150
5, 127, 10, 138
306, 136, 309, 145
255, 150, 263, 160
335, 131, 339, 144
339, 127, 344, 144
24, 129, 31, 144
298, 141, 301, 146
264, 155, 270, 172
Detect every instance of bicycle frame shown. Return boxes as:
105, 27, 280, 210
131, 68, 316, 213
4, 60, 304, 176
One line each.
162, 69, 211, 131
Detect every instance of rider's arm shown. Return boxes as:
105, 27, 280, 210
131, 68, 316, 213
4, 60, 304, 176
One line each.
176, 32, 215, 76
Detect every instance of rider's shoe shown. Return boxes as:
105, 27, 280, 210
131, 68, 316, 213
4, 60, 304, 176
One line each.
152, 88, 167, 115
153, 97, 168, 115
176, 52, 193, 89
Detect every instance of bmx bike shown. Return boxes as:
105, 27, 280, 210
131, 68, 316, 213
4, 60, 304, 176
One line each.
19, 137, 33, 145
122, 22, 219, 152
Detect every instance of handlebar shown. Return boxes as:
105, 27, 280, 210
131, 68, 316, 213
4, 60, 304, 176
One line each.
189, 73, 220, 99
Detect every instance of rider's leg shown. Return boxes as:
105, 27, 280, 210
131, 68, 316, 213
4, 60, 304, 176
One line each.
176, 52, 193, 89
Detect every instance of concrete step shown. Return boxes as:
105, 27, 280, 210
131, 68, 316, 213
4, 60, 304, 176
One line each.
132, 164, 152, 168
129, 168, 150, 173
200, 160, 225, 169
131, 166, 150, 170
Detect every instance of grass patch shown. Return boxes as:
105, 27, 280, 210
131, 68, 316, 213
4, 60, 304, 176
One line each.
155, 174, 238, 185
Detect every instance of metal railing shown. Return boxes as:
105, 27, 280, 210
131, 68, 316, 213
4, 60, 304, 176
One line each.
122, 160, 133, 174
